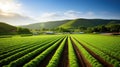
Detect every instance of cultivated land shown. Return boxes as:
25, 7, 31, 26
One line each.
0, 34, 120, 67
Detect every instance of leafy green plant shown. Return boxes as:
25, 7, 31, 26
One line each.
68, 37, 79, 67
23, 37, 64, 67
71, 36, 103, 67
46, 37, 67, 67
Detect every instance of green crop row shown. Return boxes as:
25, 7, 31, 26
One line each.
0, 36, 46, 55
46, 37, 67, 67
72, 34, 120, 67
0, 36, 63, 66
68, 37, 79, 67
71, 36, 103, 67
0, 35, 62, 54
0, 37, 34, 52
0, 40, 31, 55
83, 40, 120, 61
7, 37, 63, 67
0, 38, 48, 60
23, 37, 65, 67
72, 34, 120, 58
74, 38, 120, 67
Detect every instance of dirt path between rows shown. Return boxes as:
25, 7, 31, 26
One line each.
73, 37, 113, 67
38, 38, 64, 67
38, 49, 56, 67
70, 37, 92, 67
58, 38, 69, 67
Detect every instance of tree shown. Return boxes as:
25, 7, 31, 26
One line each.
17, 27, 32, 34
87, 24, 120, 33
97, 25, 107, 32
106, 24, 120, 32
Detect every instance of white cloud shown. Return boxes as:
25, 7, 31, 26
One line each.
86, 12, 94, 16
37, 11, 120, 23
64, 10, 82, 19
40, 13, 60, 18
97, 11, 120, 19
37, 10, 96, 22
37, 12, 63, 22
78, 11, 96, 19
0, 0, 22, 14
0, 10, 37, 25
37, 10, 81, 22
0, 0, 37, 25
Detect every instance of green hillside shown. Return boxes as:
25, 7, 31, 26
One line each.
59, 20, 77, 29
21, 19, 120, 30
0, 22, 17, 35
59, 19, 120, 29
72, 19, 120, 27
21, 20, 70, 29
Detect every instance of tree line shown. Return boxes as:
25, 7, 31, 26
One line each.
1, 23, 119, 35
0, 27, 32, 35
87, 24, 120, 33
31, 23, 120, 34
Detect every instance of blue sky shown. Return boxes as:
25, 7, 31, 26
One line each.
21, 0, 120, 16
0, 0, 120, 25
21, 0, 120, 12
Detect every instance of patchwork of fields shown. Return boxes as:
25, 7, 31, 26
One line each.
0, 34, 120, 67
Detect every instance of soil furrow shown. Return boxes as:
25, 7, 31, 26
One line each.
38, 38, 64, 67
58, 37, 68, 67
70, 37, 92, 67
37, 48, 57, 67
73, 37, 113, 67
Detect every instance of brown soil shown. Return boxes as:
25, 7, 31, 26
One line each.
73, 37, 113, 67
58, 37, 69, 67
38, 48, 57, 67
70, 37, 92, 67
38, 38, 64, 67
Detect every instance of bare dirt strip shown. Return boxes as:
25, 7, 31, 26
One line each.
73, 37, 113, 67
58, 37, 69, 67
70, 37, 92, 67
38, 38, 64, 67
38, 48, 57, 67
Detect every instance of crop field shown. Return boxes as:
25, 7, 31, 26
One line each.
0, 34, 120, 67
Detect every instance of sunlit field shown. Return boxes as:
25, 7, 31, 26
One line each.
0, 34, 120, 67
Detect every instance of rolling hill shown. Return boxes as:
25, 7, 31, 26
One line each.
21, 18, 120, 30
59, 20, 77, 29
0, 22, 17, 35
21, 20, 70, 29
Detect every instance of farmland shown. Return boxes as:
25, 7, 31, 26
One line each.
0, 34, 120, 67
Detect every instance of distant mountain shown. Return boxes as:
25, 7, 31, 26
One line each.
21, 19, 120, 29
0, 22, 17, 35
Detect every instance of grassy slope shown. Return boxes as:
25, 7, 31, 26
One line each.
21, 19, 120, 29
0, 22, 16, 34
59, 20, 77, 29
21, 20, 70, 29
72, 19, 117, 27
